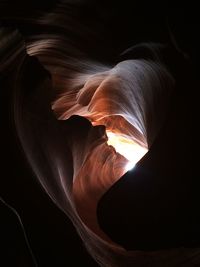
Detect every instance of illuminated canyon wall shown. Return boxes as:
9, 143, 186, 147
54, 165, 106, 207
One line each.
1, 1, 200, 266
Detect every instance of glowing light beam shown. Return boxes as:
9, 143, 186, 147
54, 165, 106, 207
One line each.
106, 131, 148, 171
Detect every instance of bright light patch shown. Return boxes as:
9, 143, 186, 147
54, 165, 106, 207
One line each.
106, 131, 148, 171
125, 161, 136, 171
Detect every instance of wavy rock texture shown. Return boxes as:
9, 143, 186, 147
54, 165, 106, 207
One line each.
1, 1, 200, 266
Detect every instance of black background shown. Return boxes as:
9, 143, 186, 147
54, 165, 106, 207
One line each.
0, 1, 199, 266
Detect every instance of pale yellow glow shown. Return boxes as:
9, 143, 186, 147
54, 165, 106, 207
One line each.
106, 131, 148, 171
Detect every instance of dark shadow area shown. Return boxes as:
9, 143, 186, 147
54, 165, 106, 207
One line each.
98, 2, 200, 251
1, 0, 199, 266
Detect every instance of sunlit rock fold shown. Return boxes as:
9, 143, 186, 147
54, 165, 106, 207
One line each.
2, 3, 197, 266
